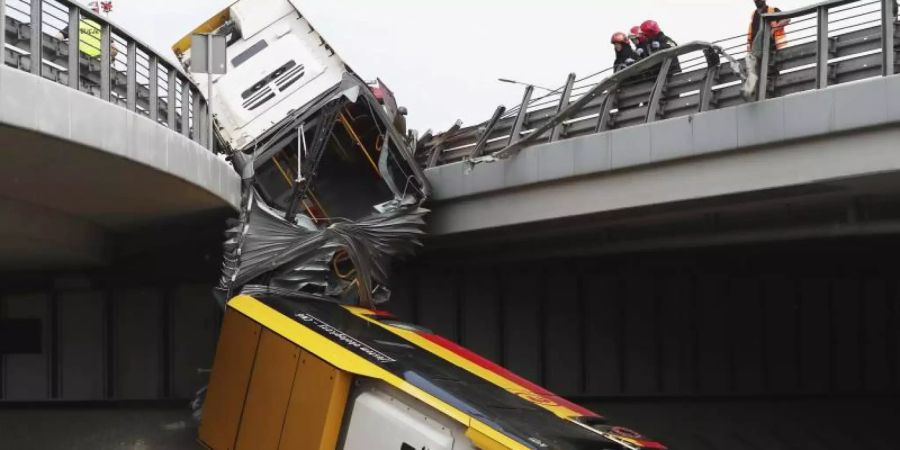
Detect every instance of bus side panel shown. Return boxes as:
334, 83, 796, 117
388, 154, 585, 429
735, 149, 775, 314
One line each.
199, 309, 262, 450
278, 350, 353, 450
235, 330, 301, 450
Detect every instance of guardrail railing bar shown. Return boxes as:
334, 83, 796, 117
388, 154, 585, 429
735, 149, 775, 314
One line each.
698, 65, 720, 111
66, 5, 78, 89
426, 120, 463, 168
882, 0, 896, 75
0, 1, 5, 68
126, 40, 136, 111
595, 90, 615, 132
758, 19, 773, 101
766, 0, 865, 20
507, 86, 534, 146
646, 58, 674, 122
549, 73, 576, 143
180, 83, 189, 137
469, 105, 506, 159
817, 7, 831, 88
192, 88, 202, 143
30, 0, 41, 74
99, 22, 111, 101
204, 96, 210, 147
148, 55, 158, 122
428, 142, 446, 169
167, 69, 176, 129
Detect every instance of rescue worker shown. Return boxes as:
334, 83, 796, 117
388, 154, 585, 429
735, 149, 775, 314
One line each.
629, 26, 650, 60
742, 0, 790, 99
611, 32, 638, 73
748, 0, 789, 52
640, 20, 677, 54
640, 20, 680, 72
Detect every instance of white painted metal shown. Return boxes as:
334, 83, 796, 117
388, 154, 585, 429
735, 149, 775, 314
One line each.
342, 381, 476, 450
184, 0, 348, 151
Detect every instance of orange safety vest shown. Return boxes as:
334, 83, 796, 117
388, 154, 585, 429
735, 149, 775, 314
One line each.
748, 6, 787, 50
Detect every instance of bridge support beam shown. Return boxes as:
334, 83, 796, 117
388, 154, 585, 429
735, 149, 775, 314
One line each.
884, 0, 896, 76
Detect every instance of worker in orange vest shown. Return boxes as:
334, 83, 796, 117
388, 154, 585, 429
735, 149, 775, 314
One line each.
743, 0, 790, 100
748, 0, 789, 52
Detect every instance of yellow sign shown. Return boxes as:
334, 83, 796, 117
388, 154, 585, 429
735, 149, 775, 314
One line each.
78, 19, 103, 58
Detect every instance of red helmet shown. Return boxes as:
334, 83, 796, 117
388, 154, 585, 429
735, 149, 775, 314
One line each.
641, 20, 661, 37
611, 32, 628, 45
629, 26, 645, 42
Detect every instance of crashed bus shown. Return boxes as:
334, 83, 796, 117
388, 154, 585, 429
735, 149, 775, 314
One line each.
174, 1, 666, 448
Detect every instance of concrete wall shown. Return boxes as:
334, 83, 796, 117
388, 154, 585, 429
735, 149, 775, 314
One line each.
0, 283, 219, 402
392, 239, 900, 400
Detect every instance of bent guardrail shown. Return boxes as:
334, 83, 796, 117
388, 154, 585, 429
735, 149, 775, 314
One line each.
420, 0, 899, 168
0, 0, 213, 150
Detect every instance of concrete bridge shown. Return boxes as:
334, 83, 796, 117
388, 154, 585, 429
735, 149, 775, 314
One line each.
0, 0, 239, 427
2, 0, 900, 449
397, 1, 900, 447
423, 0, 900, 256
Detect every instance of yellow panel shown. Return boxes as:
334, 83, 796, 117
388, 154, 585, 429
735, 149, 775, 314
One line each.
235, 330, 301, 450
465, 427, 514, 450
199, 309, 262, 450
228, 296, 470, 425
171, 6, 232, 55
279, 350, 352, 450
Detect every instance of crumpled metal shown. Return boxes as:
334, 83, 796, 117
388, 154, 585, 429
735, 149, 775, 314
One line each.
216, 189, 428, 307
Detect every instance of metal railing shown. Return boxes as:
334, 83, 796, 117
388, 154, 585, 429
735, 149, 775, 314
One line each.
0, 0, 213, 150
420, 0, 899, 167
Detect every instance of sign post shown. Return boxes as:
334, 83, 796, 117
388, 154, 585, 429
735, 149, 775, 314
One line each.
190, 33, 227, 150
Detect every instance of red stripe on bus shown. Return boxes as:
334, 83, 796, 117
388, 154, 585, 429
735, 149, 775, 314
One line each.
417, 332, 599, 418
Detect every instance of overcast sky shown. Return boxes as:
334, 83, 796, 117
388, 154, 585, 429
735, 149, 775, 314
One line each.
86, 0, 814, 132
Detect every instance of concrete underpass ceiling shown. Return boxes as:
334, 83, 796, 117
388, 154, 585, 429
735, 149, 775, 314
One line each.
0, 124, 236, 270
0, 124, 233, 228
424, 171, 900, 263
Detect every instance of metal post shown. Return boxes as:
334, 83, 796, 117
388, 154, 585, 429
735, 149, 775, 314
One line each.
148, 55, 158, 122
206, 34, 214, 150
816, 7, 830, 89
507, 85, 534, 146
67, 6, 79, 89
99, 23, 111, 101
198, 100, 207, 147
126, 41, 136, 111
595, 90, 616, 132
698, 66, 720, 112
0, 0, 6, 67
180, 80, 190, 136
426, 120, 462, 168
469, 105, 505, 159
166, 69, 176, 129
192, 86, 201, 142
549, 73, 576, 143
646, 58, 674, 122
758, 19, 772, 101
883, 0, 896, 76
29, 0, 41, 75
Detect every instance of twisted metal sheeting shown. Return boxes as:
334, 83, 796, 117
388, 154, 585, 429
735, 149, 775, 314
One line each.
217, 190, 428, 307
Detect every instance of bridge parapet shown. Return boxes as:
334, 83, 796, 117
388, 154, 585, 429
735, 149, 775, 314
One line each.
1, 0, 213, 149
419, 0, 899, 168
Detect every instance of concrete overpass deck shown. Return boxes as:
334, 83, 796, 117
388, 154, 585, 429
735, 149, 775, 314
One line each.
0, 0, 240, 270
0, 65, 240, 269
427, 74, 900, 239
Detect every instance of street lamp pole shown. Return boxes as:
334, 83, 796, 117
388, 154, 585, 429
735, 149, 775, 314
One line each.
497, 78, 556, 93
